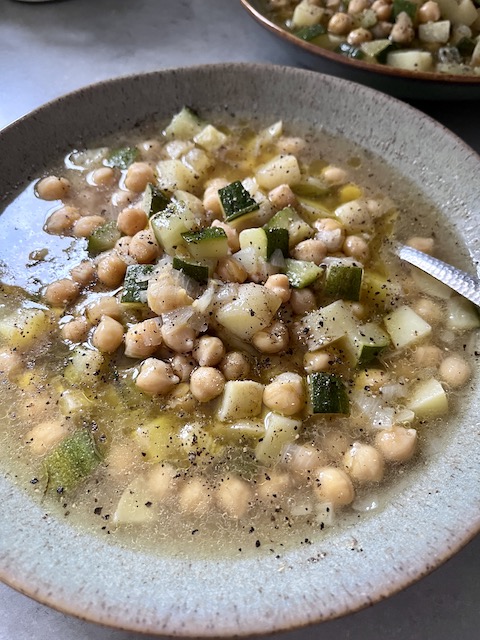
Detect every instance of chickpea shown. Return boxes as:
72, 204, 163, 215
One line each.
211, 219, 240, 252
322, 166, 348, 186
92, 315, 124, 353
96, 252, 127, 287
124, 318, 163, 358
114, 235, 132, 258
347, 27, 373, 46
161, 322, 196, 353
252, 320, 289, 354
216, 475, 252, 519
406, 236, 435, 255
179, 478, 213, 514
291, 239, 327, 265
171, 354, 196, 382
263, 372, 305, 416
117, 207, 147, 236
343, 442, 384, 483
343, 235, 370, 263
390, 12, 415, 45
72, 215, 106, 238
313, 467, 355, 507
321, 430, 351, 460
0, 349, 22, 379
303, 351, 332, 373
268, 184, 298, 210
147, 280, 193, 315
44, 278, 79, 306
314, 218, 345, 252
418, 0, 441, 23
25, 420, 67, 455
86, 295, 123, 323
290, 288, 316, 315
193, 336, 225, 367
145, 462, 177, 499
219, 351, 250, 381
70, 260, 96, 287
215, 256, 248, 283
61, 317, 90, 343
285, 444, 327, 477
111, 189, 136, 209
264, 273, 291, 303
137, 139, 163, 159
439, 355, 472, 388
135, 358, 179, 395
128, 229, 160, 264
371, 0, 393, 21
414, 345, 443, 368
36, 176, 70, 201
190, 366, 225, 402
257, 472, 291, 502
203, 178, 229, 217
90, 166, 116, 187
44, 205, 80, 235
348, 0, 370, 13
371, 21, 393, 38
328, 13, 354, 36
276, 136, 307, 155
124, 162, 155, 192
375, 426, 417, 463
412, 297, 442, 325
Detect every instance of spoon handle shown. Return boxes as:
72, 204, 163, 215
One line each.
394, 243, 480, 307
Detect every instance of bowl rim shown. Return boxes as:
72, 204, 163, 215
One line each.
0, 62, 479, 637
240, 0, 480, 86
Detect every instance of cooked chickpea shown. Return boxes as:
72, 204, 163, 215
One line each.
291, 239, 327, 265
147, 280, 193, 315
190, 366, 225, 402
44, 205, 80, 235
314, 218, 345, 252
347, 27, 373, 46
406, 236, 435, 255
216, 475, 252, 519
322, 166, 348, 186
111, 189, 136, 209
414, 345, 443, 368
36, 176, 70, 201
257, 472, 291, 502
203, 178, 229, 216
86, 295, 123, 323
303, 351, 332, 373
252, 320, 289, 354
44, 278, 80, 306
0, 349, 22, 379
128, 229, 160, 264
313, 467, 355, 507
61, 317, 90, 343
412, 297, 442, 325
97, 252, 127, 287
114, 235, 132, 258
124, 162, 155, 192
92, 315, 124, 353
285, 444, 327, 477
219, 351, 250, 380
418, 0, 441, 23
211, 219, 240, 252
343, 235, 370, 263
124, 318, 163, 358
215, 256, 248, 283
145, 463, 177, 499
117, 207, 147, 236
390, 12, 415, 45
193, 336, 225, 367
276, 136, 307, 155
161, 322, 196, 353
25, 420, 67, 455
90, 166, 116, 186
179, 478, 213, 514
439, 355, 472, 388
290, 288, 316, 315
137, 139, 163, 159
171, 354, 196, 382
321, 430, 351, 460
375, 426, 418, 463
72, 215, 106, 238
263, 372, 305, 416
343, 442, 384, 482
348, 0, 369, 13
371, 0, 393, 21
268, 184, 298, 210
371, 21, 393, 38
70, 260, 96, 286
328, 12, 354, 36
264, 273, 291, 303
135, 358, 179, 395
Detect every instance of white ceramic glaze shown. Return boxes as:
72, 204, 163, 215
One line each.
0, 64, 479, 636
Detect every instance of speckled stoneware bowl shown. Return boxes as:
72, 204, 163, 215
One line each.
240, 0, 480, 101
0, 64, 479, 636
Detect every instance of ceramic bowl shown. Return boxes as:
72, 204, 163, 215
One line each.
0, 63, 479, 637
240, 0, 480, 100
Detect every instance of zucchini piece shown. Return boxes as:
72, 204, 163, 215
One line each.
44, 429, 100, 494
360, 39, 397, 63
392, 0, 417, 20
284, 258, 324, 289
142, 183, 170, 218
255, 412, 302, 465
266, 227, 289, 260
172, 256, 210, 284
239, 227, 268, 258
87, 220, 121, 256
457, 37, 476, 57
182, 227, 229, 260
164, 106, 204, 140
294, 24, 327, 41
355, 323, 390, 365
309, 372, 350, 415
324, 262, 363, 301
264, 206, 313, 248
121, 264, 155, 305
149, 199, 197, 254
105, 146, 138, 169
361, 270, 402, 310
218, 181, 260, 222
336, 43, 365, 60
134, 416, 184, 462
384, 305, 432, 349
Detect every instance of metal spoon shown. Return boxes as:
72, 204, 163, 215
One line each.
393, 242, 480, 307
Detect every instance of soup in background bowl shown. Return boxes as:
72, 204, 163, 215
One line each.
0, 63, 479, 636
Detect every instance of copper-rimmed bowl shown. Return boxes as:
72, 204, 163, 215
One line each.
240, 0, 480, 100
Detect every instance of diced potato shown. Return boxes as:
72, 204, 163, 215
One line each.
255, 412, 301, 465
407, 378, 448, 418
386, 50, 434, 73
164, 107, 204, 140
182, 148, 213, 179
436, 0, 477, 25
239, 228, 268, 258
217, 380, 264, 422
418, 21, 451, 44
384, 305, 432, 349
0, 307, 51, 351
255, 155, 301, 191
446, 296, 480, 331
298, 300, 358, 351
334, 199, 372, 232
194, 124, 228, 152
156, 159, 199, 192
113, 476, 158, 525
291, 0, 324, 28
410, 268, 453, 300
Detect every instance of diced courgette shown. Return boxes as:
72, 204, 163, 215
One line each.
172, 256, 210, 284
255, 154, 301, 191
0, 307, 51, 350
354, 322, 390, 365
392, 0, 418, 20
309, 372, 350, 415
255, 412, 302, 465
142, 183, 170, 218
266, 227, 289, 260
182, 227, 229, 260
63, 346, 106, 385
193, 124, 228, 152
150, 199, 198, 254
44, 429, 100, 494
105, 146, 138, 169
121, 264, 155, 305
87, 220, 121, 255
284, 258, 324, 289
264, 206, 313, 248
446, 295, 480, 331
294, 24, 327, 41
324, 261, 363, 301
218, 181, 260, 222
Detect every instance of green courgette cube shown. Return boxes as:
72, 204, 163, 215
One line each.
294, 24, 327, 41
218, 181, 260, 222
105, 146, 138, 169
121, 264, 155, 305
284, 258, 324, 289
142, 183, 170, 218
149, 200, 197, 255
264, 206, 313, 247
266, 228, 289, 260
87, 220, 121, 255
336, 43, 365, 60
181, 227, 229, 259
355, 323, 390, 365
325, 263, 363, 301
172, 257, 210, 284
309, 372, 350, 415
44, 429, 100, 494
392, 0, 417, 20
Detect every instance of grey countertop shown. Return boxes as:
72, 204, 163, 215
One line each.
0, 1, 479, 638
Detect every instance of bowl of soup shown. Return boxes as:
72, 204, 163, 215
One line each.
240, 0, 480, 99
0, 63, 479, 636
